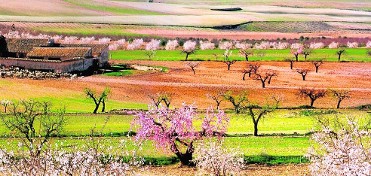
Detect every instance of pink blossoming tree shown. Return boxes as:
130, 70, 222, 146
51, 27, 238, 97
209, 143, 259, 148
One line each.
133, 104, 229, 166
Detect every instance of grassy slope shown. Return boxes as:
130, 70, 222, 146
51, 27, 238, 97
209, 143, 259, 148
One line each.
111, 48, 371, 62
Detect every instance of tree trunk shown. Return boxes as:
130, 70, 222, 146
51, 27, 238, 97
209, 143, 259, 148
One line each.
93, 103, 100, 114
315, 66, 319, 73
304, 54, 308, 60
216, 102, 221, 110
235, 106, 240, 114
261, 80, 266, 88
185, 53, 189, 61
338, 54, 341, 62
253, 122, 259, 136
310, 98, 315, 107
290, 62, 293, 69
337, 99, 342, 109
295, 54, 299, 62
245, 55, 249, 61
302, 75, 306, 81
227, 64, 231, 70
192, 68, 195, 75
268, 77, 272, 84
243, 73, 247, 80
101, 100, 106, 112
174, 144, 194, 166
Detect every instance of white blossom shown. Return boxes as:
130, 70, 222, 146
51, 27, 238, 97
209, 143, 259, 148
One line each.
165, 40, 179, 50
328, 42, 339, 49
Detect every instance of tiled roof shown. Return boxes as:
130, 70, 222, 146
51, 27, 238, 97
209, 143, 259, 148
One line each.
27, 47, 92, 61
61, 44, 108, 56
5, 38, 48, 53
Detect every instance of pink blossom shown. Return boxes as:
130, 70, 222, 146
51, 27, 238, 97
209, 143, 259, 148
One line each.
145, 39, 161, 51
165, 40, 179, 50
347, 41, 359, 48
366, 41, 371, 48
328, 42, 339, 49
183, 40, 197, 53
219, 41, 234, 50
200, 41, 215, 50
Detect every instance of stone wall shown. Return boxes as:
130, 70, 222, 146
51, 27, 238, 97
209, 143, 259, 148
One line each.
0, 57, 94, 73
98, 48, 109, 67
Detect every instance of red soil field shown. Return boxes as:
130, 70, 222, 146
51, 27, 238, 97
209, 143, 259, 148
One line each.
15, 61, 371, 109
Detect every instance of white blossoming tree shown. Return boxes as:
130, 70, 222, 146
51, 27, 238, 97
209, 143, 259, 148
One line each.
306, 117, 371, 176
182, 40, 197, 61
193, 141, 244, 176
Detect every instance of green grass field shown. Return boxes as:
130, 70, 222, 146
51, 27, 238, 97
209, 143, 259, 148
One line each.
0, 110, 369, 165
110, 48, 371, 62
1, 110, 368, 137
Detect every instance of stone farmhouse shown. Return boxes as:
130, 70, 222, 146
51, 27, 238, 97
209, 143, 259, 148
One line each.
0, 35, 109, 73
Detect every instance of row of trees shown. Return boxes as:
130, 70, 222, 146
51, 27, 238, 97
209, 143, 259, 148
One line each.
82, 86, 351, 115
5, 30, 371, 51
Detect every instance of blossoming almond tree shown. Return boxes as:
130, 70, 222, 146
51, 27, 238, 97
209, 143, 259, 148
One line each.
182, 40, 197, 61
193, 141, 244, 175
133, 104, 229, 166
306, 117, 371, 176
165, 40, 179, 50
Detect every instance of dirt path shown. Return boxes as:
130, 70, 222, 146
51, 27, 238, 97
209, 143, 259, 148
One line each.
136, 164, 309, 176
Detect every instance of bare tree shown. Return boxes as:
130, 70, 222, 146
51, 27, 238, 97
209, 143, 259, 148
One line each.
254, 70, 277, 88
0, 100, 12, 113
296, 69, 310, 81
186, 62, 200, 75
298, 88, 326, 108
336, 48, 345, 62
160, 92, 173, 108
144, 50, 156, 60
85, 87, 111, 114
239, 48, 253, 61
242, 63, 260, 80
330, 89, 351, 109
222, 49, 236, 70
148, 93, 163, 109
0, 100, 65, 157
302, 48, 312, 60
267, 70, 278, 84
223, 90, 248, 114
255, 50, 266, 57
148, 92, 173, 109
285, 58, 295, 69
212, 53, 219, 61
291, 48, 302, 62
245, 99, 278, 136
312, 60, 323, 73
206, 89, 225, 110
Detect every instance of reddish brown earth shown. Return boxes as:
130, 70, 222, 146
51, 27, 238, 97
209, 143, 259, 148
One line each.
136, 164, 309, 176
15, 61, 371, 109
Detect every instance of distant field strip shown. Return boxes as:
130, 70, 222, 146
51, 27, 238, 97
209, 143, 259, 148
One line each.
0, 15, 248, 27
63, 0, 163, 15
111, 48, 371, 62
32, 25, 150, 37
